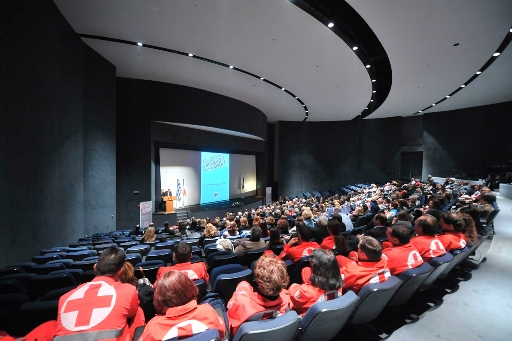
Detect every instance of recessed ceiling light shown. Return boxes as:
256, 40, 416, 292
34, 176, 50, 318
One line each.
303, 104, 305, 107
328, 23, 334, 28
372, 79, 376, 82
510, 28, 512, 33
229, 65, 234, 69
370, 100, 374, 102
476, 71, 482, 75
419, 110, 423, 113
365, 107, 368, 109
260, 77, 264, 80
493, 52, 500, 57
295, 97, 298, 99
372, 91, 376, 93
446, 95, 450, 98
137, 42, 143, 46
353, 47, 358, 51
461, 85, 465, 87
432, 103, 436, 106
282, 88, 285, 91
188, 53, 193, 57
306, 110, 309, 113
365, 65, 370, 68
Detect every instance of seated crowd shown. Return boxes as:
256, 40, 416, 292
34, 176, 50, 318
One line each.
1, 177, 496, 341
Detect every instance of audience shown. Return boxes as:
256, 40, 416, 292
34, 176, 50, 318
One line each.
234, 226, 266, 257
410, 214, 447, 262
155, 242, 209, 285
382, 224, 424, 275
279, 223, 321, 263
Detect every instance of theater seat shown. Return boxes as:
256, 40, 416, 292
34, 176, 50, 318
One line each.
388, 262, 433, 306
211, 268, 253, 304
232, 310, 300, 341
418, 253, 454, 291
298, 291, 359, 341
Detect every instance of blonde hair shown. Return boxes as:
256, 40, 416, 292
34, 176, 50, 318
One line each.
203, 223, 218, 238
142, 226, 156, 242
302, 207, 313, 219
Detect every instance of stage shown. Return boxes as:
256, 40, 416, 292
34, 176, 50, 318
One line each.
151, 196, 264, 226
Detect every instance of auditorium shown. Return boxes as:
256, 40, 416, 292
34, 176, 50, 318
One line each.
1, 1, 511, 340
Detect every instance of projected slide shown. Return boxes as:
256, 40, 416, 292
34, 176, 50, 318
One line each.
200, 152, 229, 204
159, 148, 256, 207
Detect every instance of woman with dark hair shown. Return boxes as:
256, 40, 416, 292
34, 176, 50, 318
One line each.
289, 248, 343, 316
438, 211, 467, 252
258, 220, 269, 238
460, 206, 485, 237
140, 271, 225, 340
227, 255, 290, 336
266, 227, 285, 250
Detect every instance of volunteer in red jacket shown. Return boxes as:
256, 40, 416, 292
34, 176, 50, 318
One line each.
279, 223, 320, 263
227, 255, 291, 336
342, 236, 391, 294
438, 212, 467, 252
140, 271, 225, 341
410, 214, 447, 262
54, 246, 142, 340
154, 242, 209, 286
382, 224, 424, 275
289, 248, 343, 315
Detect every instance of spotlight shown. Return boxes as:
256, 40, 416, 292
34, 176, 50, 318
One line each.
461, 85, 465, 88
432, 103, 436, 106
229, 65, 234, 69
260, 77, 264, 80
137, 42, 143, 46
493, 52, 500, 57
328, 23, 334, 28
446, 95, 450, 98
372, 79, 376, 82
188, 53, 193, 57
366, 65, 370, 68
476, 71, 482, 75
353, 47, 358, 51
282, 87, 285, 91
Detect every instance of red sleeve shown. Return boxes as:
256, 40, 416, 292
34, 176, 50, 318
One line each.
301, 267, 312, 284
128, 286, 139, 318
279, 244, 292, 261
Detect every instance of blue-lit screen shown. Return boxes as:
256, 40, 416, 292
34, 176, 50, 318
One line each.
200, 152, 229, 204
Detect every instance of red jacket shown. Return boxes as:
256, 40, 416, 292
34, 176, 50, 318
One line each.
382, 243, 424, 275
410, 235, 447, 262
341, 258, 390, 294
289, 282, 342, 316
320, 236, 336, 250
279, 241, 320, 263
54, 276, 140, 340
138, 300, 225, 341
155, 261, 209, 286
438, 231, 467, 252
336, 255, 356, 268
227, 281, 291, 336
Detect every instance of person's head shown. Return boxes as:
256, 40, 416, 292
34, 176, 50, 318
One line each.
265, 216, 275, 226
327, 219, 343, 236
250, 226, 262, 242
386, 224, 411, 246
374, 214, 387, 226
480, 193, 496, 204
297, 223, 314, 242
163, 221, 169, 228
439, 211, 463, 232
227, 221, 238, 236
357, 236, 382, 262
276, 218, 289, 234
134, 224, 140, 231
240, 216, 248, 226
174, 242, 192, 263
119, 261, 137, 286
302, 207, 313, 220
203, 223, 218, 238
253, 255, 289, 296
154, 271, 198, 313
459, 213, 478, 243
253, 215, 261, 226
414, 214, 438, 236
309, 249, 343, 291
397, 210, 410, 222
95, 246, 126, 277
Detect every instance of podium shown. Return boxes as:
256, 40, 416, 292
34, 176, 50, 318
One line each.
163, 196, 177, 213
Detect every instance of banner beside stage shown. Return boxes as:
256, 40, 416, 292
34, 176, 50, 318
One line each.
140, 201, 152, 227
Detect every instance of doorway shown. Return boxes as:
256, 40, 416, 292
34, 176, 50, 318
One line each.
400, 151, 423, 180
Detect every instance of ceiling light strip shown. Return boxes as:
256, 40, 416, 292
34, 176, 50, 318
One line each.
413, 27, 512, 116
79, 34, 310, 121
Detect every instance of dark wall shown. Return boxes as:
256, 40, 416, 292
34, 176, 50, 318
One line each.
0, 0, 116, 267
278, 102, 512, 197
423, 101, 512, 178
116, 78, 267, 229
278, 117, 401, 197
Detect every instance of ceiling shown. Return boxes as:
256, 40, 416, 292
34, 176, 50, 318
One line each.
54, 0, 512, 123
